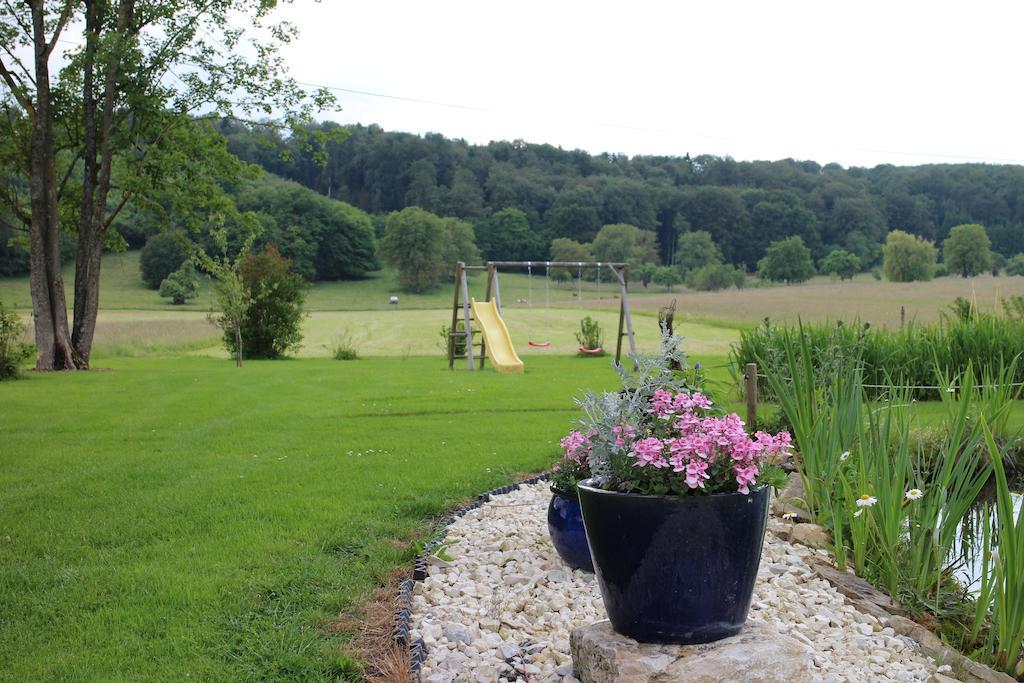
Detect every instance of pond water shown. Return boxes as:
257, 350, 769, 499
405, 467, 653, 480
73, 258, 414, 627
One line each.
952, 491, 1023, 593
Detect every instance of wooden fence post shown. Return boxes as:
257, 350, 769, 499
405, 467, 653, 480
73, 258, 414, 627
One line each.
745, 362, 758, 427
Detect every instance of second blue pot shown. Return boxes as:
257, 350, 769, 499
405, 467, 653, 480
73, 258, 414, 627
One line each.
546, 487, 594, 572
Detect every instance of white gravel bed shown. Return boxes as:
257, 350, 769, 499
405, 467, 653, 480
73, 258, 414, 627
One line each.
410, 482, 940, 682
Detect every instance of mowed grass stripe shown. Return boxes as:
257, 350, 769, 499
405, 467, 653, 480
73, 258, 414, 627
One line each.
0, 356, 620, 681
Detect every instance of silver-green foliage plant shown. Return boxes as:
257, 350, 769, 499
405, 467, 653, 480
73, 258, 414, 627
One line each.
565, 327, 790, 496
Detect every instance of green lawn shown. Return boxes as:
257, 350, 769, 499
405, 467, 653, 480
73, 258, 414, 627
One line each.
7, 248, 1024, 681
0, 355, 642, 681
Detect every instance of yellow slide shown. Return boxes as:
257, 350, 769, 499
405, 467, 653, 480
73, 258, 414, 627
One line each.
470, 298, 524, 373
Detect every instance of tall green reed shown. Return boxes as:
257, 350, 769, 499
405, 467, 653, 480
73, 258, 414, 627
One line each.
733, 312, 1024, 401
981, 420, 1024, 674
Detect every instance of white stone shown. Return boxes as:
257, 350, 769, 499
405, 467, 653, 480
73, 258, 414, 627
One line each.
409, 481, 939, 682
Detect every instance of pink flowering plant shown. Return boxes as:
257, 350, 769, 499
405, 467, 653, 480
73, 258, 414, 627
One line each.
563, 328, 792, 497
551, 429, 593, 495
607, 388, 792, 495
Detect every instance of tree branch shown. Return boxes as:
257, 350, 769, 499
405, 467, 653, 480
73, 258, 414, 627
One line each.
46, 0, 78, 58
103, 190, 133, 229
0, 41, 36, 88
0, 57, 33, 114
1, 0, 33, 39
56, 149, 82, 200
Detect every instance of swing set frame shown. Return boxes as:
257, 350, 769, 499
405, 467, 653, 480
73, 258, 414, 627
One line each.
447, 260, 638, 370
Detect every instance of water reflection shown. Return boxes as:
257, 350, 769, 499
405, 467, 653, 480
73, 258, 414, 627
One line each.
952, 490, 1023, 592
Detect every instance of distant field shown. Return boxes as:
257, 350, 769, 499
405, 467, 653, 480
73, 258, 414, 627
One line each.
0, 251, 643, 313
622, 273, 1024, 327
8, 250, 1024, 342
73, 308, 737, 360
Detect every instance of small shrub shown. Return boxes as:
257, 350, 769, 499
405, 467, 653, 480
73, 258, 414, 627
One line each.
440, 321, 468, 357
140, 232, 187, 289
221, 244, 309, 360
1006, 253, 1024, 276
330, 331, 359, 360
651, 265, 682, 290
0, 300, 33, 380
686, 262, 746, 291
158, 262, 200, 305
576, 316, 603, 351
934, 263, 949, 278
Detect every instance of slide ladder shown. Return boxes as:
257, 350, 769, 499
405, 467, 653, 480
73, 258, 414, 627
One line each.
470, 298, 524, 373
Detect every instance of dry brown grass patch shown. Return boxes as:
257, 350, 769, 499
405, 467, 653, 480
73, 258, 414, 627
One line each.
337, 568, 413, 683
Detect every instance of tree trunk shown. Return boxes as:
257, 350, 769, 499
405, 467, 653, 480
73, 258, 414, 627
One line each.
70, 0, 133, 367
28, 2, 76, 371
71, 0, 100, 368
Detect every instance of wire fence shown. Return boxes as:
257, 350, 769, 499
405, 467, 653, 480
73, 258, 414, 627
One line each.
747, 371, 1024, 392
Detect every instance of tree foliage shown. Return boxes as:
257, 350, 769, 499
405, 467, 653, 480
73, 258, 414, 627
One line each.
757, 236, 815, 284
477, 207, 543, 261
549, 237, 593, 281
675, 230, 724, 273
883, 230, 937, 282
652, 265, 683, 290
233, 175, 377, 281
158, 262, 199, 305
379, 207, 479, 292
0, 1, 333, 370
686, 263, 746, 291
0, 298, 32, 380
591, 223, 658, 264
942, 223, 992, 277
1006, 254, 1024, 277
140, 232, 187, 289
819, 249, 862, 280
222, 245, 308, 360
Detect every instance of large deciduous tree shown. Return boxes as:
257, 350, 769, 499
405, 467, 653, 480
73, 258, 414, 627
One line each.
882, 230, 937, 282
757, 236, 815, 284
942, 223, 992, 277
0, 1, 332, 370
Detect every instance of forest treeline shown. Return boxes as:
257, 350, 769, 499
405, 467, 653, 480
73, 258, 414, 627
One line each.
4, 119, 1024, 284
220, 120, 1024, 271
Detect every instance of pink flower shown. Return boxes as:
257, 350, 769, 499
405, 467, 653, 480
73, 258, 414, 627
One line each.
685, 459, 709, 489
630, 437, 668, 468
560, 430, 591, 464
613, 423, 636, 447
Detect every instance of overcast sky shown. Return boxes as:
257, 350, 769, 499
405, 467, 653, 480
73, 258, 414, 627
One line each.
272, 1, 1016, 168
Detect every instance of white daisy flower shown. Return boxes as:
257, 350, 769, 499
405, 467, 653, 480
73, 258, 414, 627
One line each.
856, 494, 877, 507
840, 451, 850, 462
905, 488, 924, 501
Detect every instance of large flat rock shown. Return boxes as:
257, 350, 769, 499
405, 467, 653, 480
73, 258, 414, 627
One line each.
570, 620, 814, 683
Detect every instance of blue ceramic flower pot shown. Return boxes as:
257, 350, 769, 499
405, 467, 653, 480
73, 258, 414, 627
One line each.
546, 488, 594, 572
577, 478, 769, 644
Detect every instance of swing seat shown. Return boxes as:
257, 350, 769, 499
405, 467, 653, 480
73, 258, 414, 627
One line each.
578, 346, 603, 355
528, 340, 551, 348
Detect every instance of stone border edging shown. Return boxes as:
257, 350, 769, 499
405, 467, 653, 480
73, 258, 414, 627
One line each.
392, 473, 553, 674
